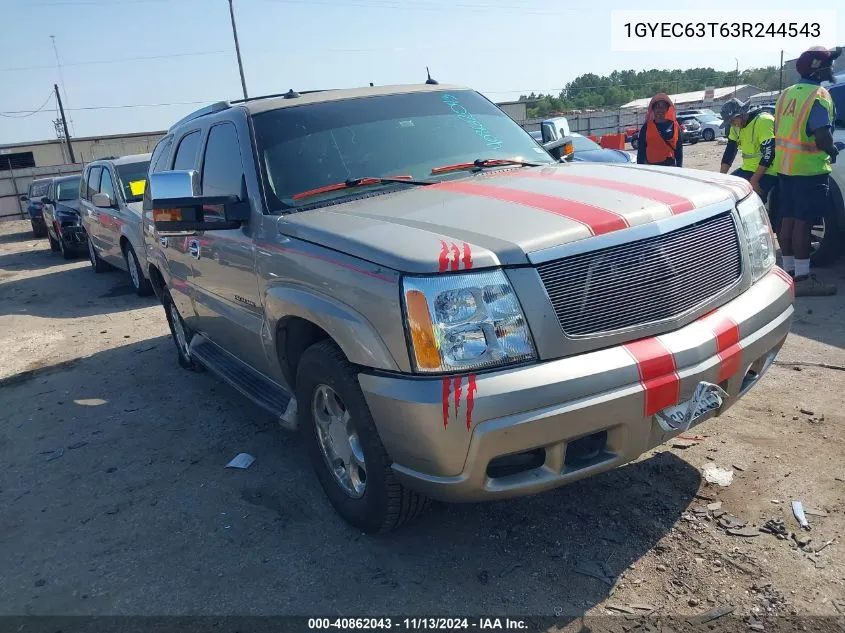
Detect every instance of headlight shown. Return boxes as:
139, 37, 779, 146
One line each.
737, 193, 776, 282
402, 270, 537, 373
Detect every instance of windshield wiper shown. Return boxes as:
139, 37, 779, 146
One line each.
291, 176, 434, 201
430, 158, 543, 175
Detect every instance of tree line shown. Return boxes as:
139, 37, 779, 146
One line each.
519, 66, 782, 117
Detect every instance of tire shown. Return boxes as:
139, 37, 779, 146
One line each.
296, 340, 430, 533
631, 136, 639, 150
48, 233, 60, 252
124, 242, 153, 297
88, 237, 111, 273
161, 287, 204, 372
702, 128, 715, 142
59, 236, 74, 260
809, 181, 845, 269
31, 221, 47, 238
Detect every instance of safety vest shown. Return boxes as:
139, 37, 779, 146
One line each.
729, 112, 777, 176
773, 83, 834, 176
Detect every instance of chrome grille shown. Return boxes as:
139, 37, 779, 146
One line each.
536, 212, 742, 337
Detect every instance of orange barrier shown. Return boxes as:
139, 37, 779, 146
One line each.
587, 135, 600, 143
600, 133, 626, 150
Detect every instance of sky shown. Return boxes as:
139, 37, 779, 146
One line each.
0, 0, 842, 144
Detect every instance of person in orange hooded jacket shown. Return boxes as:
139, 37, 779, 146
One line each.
636, 93, 683, 167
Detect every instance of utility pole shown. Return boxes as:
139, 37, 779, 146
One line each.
54, 83, 75, 164
734, 58, 739, 97
779, 50, 784, 92
50, 35, 75, 135
228, 0, 249, 100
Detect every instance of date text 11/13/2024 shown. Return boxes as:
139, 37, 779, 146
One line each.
308, 617, 529, 630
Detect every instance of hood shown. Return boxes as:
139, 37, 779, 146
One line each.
277, 162, 743, 273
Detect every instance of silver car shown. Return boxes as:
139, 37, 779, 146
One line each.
79, 154, 153, 295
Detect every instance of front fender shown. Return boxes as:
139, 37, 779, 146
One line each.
264, 285, 401, 372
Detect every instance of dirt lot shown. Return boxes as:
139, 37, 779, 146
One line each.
1, 144, 845, 629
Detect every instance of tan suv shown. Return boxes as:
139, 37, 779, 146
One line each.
142, 83, 795, 533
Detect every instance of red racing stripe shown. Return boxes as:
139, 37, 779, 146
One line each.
624, 337, 680, 417
771, 266, 795, 299
516, 172, 696, 214
703, 313, 742, 383
433, 180, 629, 236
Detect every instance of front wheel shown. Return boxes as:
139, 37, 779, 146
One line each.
88, 238, 111, 273
702, 129, 715, 142
31, 221, 47, 238
48, 233, 60, 252
161, 287, 204, 372
296, 340, 430, 533
59, 235, 74, 260
124, 243, 153, 297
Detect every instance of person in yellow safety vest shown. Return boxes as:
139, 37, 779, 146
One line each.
774, 46, 841, 297
719, 98, 778, 214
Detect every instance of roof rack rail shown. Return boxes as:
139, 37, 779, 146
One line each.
167, 101, 231, 132
228, 88, 338, 105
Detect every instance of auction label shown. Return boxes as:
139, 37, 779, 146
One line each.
308, 617, 528, 630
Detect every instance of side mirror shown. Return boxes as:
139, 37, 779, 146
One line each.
150, 170, 250, 233
42, 197, 52, 205
543, 136, 575, 162
92, 193, 113, 208
20, 195, 28, 201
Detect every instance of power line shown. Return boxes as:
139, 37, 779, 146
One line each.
260, 0, 572, 14
0, 49, 232, 72
0, 100, 213, 115
0, 91, 54, 118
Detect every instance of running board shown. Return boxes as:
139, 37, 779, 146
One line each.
189, 334, 297, 429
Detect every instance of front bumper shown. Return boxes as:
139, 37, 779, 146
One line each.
358, 268, 794, 503
60, 225, 88, 248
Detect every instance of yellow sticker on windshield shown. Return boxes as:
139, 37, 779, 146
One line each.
129, 180, 146, 196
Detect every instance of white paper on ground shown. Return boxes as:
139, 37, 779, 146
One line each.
225, 453, 255, 469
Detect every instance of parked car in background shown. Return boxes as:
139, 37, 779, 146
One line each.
566, 132, 634, 163
691, 113, 724, 141
142, 83, 793, 533
42, 175, 85, 260
677, 108, 717, 118
676, 115, 702, 144
80, 153, 153, 296
19, 177, 52, 237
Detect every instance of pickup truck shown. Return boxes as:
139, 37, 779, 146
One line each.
142, 83, 795, 533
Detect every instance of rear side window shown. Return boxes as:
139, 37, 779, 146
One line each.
29, 180, 50, 198
86, 167, 103, 200
831, 85, 845, 128
201, 122, 245, 197
150, 136, 173, 174
173, 131, 202, 171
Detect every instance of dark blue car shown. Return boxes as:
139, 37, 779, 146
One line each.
20, 177, 52, 238
530, 131, 634, 163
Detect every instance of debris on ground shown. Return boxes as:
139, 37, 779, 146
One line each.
225, 453, 255, 469
792, 501, 810, 530
727, 527, 760, 538
717, 514, 746, 530
803, 508, 828, 517
707, 501, 722, 511
573, 559, 615, 586
687, 604, 735, 625
702, 463, 734, 487
760, 519, 790, 539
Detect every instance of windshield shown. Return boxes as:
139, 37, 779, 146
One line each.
697, 114, 721, 123
251, 89, 555, 210
56, 178, 80, 201
116, 161, 151, 203
569, 135, 602, 152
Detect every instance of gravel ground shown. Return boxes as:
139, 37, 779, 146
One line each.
1, 144, 844, 628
